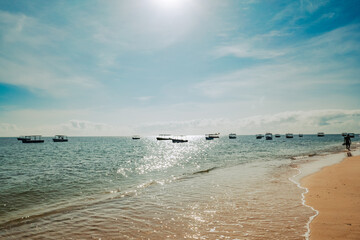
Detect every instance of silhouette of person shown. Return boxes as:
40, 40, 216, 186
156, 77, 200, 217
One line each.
344, 134, 351, 151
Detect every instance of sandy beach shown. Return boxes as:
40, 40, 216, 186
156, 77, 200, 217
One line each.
302, 154, 360, 240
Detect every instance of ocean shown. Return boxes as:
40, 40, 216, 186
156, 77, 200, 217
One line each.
0, 134, 357, 239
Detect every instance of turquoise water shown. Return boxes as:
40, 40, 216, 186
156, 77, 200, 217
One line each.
0, 135, 355, 239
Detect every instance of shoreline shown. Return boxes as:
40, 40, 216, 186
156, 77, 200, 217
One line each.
300, 149, 360, 239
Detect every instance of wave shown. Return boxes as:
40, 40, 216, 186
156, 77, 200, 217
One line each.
192, 167, 218, 175
288, 167, 318, 240
290, 153, 317, 160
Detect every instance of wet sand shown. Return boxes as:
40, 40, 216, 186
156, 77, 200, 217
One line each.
302, 154, 360, 240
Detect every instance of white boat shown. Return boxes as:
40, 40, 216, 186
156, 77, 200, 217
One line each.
265, 133, 273, 140
229, 133, 236, 139
285, 133, 294, 138
317, 132, 325, 137
53, 135, 68, 142
21, 135, 44, 143
156, 134, 172, 140
172, 136, 188, 143
208, 133, 220, 138
205, 134, 214, 140
256, 134, 264, 139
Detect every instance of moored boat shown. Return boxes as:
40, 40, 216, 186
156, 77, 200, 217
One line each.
21, 135, 44, 143
156, 134, 172, 140
229, 133, 236, 139
285, 133, 294, 138
317, 132, 325, 137
53, 135, 68, 142
265, 133, 273, 140
172, 138, 188, 143
256, 134, 264, 139
208, 133, 220, 138
205, 134, 214, 140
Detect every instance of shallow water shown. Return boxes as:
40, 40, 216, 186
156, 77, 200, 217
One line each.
0, 135, 355, 239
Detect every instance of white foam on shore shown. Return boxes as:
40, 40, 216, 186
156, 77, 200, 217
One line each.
289, 148, 360, 240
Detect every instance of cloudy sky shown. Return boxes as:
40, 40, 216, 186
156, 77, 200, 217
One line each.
0, 0, 359, 136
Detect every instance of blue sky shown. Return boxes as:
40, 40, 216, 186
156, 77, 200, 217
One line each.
0, 0, 359, 136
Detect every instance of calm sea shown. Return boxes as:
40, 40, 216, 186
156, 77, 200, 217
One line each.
0, 134, 356, 239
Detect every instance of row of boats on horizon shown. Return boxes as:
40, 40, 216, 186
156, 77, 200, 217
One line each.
14, 132, 357, 143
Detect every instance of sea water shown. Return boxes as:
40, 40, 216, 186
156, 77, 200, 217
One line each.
0, 135, 356, 239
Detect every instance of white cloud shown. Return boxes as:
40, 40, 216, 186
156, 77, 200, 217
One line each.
136, 109, 360, 135
1, 109, 359, 136
202, 24, 360, 99
0, 10, 101, 97
59, 120, 131, 136
300, 0, 329, 14
213, 43, 286, 60
135, 96, 153, 102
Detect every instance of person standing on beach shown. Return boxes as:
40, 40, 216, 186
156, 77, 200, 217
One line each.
344, 134, 351, 151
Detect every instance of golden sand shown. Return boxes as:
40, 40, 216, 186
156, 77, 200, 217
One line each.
302, 155, 360, 240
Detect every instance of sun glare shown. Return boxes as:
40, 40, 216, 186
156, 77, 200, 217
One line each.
151, 0, 188, 11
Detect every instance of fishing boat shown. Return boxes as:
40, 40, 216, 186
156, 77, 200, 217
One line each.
275, 134, 281, 138
132, 135, 141, 140
285, 133, 294, 138
53, 135, 68, 142
172, 136, 188, 143
156, 134, 172, 140
208, 133, 220, 138
256, 134, 264, 139
21, 135, 44, 143
205, 134, 214, 140
229, 133, 236, 139
265, 133, 273, 140
317, 132, 325, 137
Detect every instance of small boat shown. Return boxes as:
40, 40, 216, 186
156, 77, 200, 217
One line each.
208, 133, 220, 138
21, 135, 44, 143
256, 134, 264, 139
299, 134, 303, 137
172, 137, 188, 143
132, 135, 141, 140
265, 133, 272, 140
285, 133, 294, 138
205, 134, 214, 140
156, 134, 172, 140
53, 135, 68, 142
317, 132, 325, 137
229, 133, 236, 139
275, 134, 281, 138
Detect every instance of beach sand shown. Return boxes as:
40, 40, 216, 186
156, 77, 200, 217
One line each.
302, 154, 360, 240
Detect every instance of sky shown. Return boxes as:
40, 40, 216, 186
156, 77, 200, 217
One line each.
0, 0, 359, 136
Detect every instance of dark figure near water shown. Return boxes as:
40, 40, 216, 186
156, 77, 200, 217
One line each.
344, 134, 351, 151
